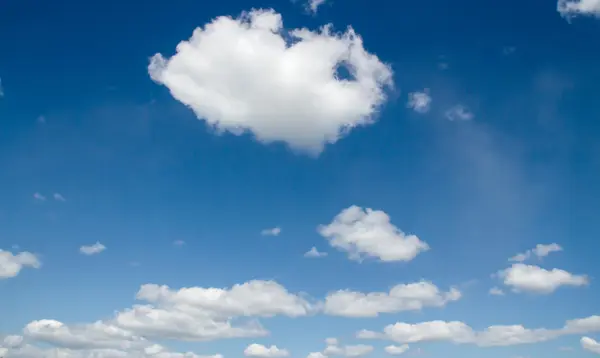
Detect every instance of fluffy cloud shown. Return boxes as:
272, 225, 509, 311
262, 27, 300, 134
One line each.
498, 264, 588, 294
307, 0, 329, 14
149, 9, 393, 154
261, 227, 282, 236
244, 344, 290, 357
444, 105, 473, 121
0, 249, 41, 279
383, 345, 409, 355
558, 0, 600, 19
324, 281, 461, 317
304, 247, 328, 258
318, 206, 429, 262
80, 242, 106, 255
357, 315, 600, 347
582, 337, 600, 354
509, 243, 563, 262
323, 344, 373, 357
406, 90, 431, 114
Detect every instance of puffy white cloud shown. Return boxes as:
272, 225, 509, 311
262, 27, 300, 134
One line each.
53, 193, 66, 202
149, 9, 393, 155
383, 345, 409, 355
323, 344, 372, 357
1, 343, 221, 358
582, 337, 600, 354
488, 287, 505, 296
325, 338, 338, 346
33, 192, 46, 201
0, 249, 41, 279
509, 243, 563, 262
324, 281, 461, 317
307, 353, 327, 358
444, 105, 473, 121
318, 206, 429, 262
80, 242, 106, 255
498, 264, 588, 294
357, 315, 600, 347
406, 90, 431, 114
261, 227, 282, 236
3, 335, 23, 348
304, 247, 328, 258
558, 0, 600, 19
307, 0, 329, 14
244, 344, 289, 357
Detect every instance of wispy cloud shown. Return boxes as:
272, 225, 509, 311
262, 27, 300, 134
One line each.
444, 105, 474, 121
306, 0, 328, 14
261, 227, 281, 236
33, 193, 46, 201
79, 242, 106, 255
53, 193, 66, 202
173, 240, 186, 247
304, 247, 328, 258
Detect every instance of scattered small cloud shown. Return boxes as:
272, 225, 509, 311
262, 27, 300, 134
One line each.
306, 0, 329, 14
509, 243, 563, 262
53, 193, 66, 202
33, 193, 46, 201
407, 90, 432, 114
444, 105, 474, 121
489, 287, 505, 296
0, 249, 41, 278
304, 247, 328, 258
558, 0, 600, 19
79, 242, 106, 256
173, 240, 186, 247
384, 344, 410, 355
261, 227, 282, 236
244, 344, 290, 358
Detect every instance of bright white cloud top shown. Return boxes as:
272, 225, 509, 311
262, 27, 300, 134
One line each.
406, 90, 431, 113
79, 242, 106, 255
0, 249, 41, 279
318, 206, 429, 262
498, 263, 588, 294
582, 336, 600, 354
148, 9, 393, 154
244, 344, 290, 357
558, 0, 600, 18
509, 243, 563, 262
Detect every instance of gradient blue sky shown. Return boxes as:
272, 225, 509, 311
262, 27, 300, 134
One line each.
1, 0, 600, 357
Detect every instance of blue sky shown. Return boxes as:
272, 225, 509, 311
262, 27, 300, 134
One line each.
1, 0, 600, 357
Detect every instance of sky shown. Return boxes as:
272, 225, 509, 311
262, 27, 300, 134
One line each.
1, 0, 600, 357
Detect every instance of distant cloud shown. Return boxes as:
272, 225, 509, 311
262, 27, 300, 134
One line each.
244, 344, 290, 357
582, 337, 600, 354
33, 193, 46, 201
489, 287, 505, 296
407, 90, 432, 114
173, 240, 186, 247
558, 0, 600, 19
498, 263, 588, 294
304, 247, 328, 258
261, 227, 282, 236
307, 0, 328, 14
509, 243, 563, 262
384, 344, 410, 355
53, 193, 66, 202
444, 105, 474, 121
0, 249, 41, 279
79, 242, 106, 255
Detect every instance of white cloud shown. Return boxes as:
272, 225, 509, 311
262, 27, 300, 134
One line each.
0, 249, 41, 279
324, 344, 373, 357
383, 345, 409, 355
307, 353, 327, 358
324, 281, 461, 317
261, 227, 282, 236
33, 192, 46, 201
357, 315, 600, 347
582, 337, 600, 354
149, 9, 393, 155
307, 0, 329, 14
244, 344, 289, 357
509, 243, 563, 262
444, 105, 473, 121
325, 338, 338, 346
558, 0, 600, 19
304, 247, 328, 258
53, 193, 66, 202
318, 206, 429, 262
498, 263, 588, 294
3, 335, 23, 348
488, 287, 505, 296
79, 242, 106, 255
406, 90, 431, 114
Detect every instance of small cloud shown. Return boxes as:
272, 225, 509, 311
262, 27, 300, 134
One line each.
261, 227, 281, 236
53, 193, 66, 202
407, 90, 432, 114
0, 77, 4, 97
306, 0, 328, 14
304, 246, 328, 258
489, 287, 505, 296
79, 242, 106, 255
444, 105, 474, 121
503, 46, 516, 55
558, 0, 600, 20
173, 240, 186, 247
33, 193, 46, 201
